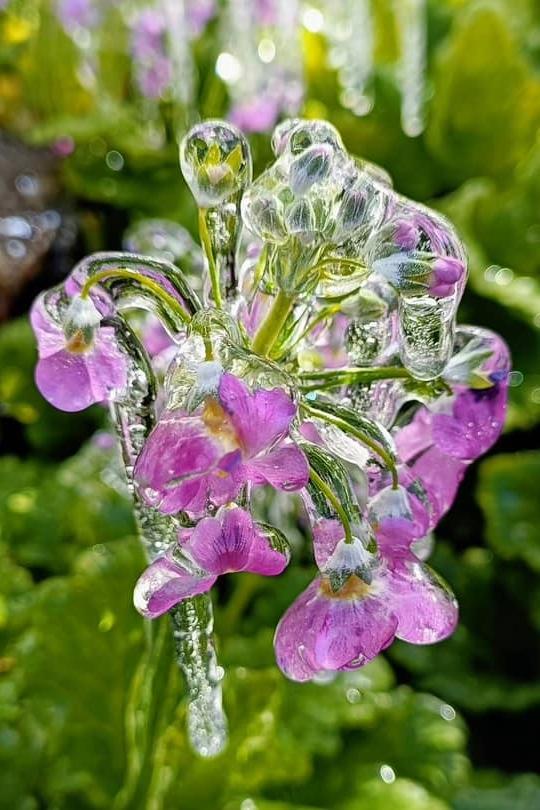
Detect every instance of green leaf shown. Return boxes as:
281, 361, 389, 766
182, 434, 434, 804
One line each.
1, 539, 147, 809
427, 5, 540, 180
302, 399, 397, 482
0, 447, 134, 573
453, 774, 540, 810
344, 777, 450, 810
300, 441, 360, 523
477, 451, 540, 571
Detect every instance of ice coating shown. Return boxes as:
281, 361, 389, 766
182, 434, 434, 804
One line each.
29, 117, 509, 758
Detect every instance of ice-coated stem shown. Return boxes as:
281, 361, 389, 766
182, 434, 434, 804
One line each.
252, 289, 294, 357
108, 316, 228, 757
171, 596, 228, 757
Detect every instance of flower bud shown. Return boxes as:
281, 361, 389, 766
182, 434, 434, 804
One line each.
285, 198, 316, 239
289, 143, 333, 197
241, 192, 288, 244
429, 256, 465, 298
180, 120, 252, 208
335, 184, 368, 236
271, 117, 302, 156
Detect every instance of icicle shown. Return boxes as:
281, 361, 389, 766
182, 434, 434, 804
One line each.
398, 294, 456, 380
171, 597, 228, 757
105, 302, 228, 757
324, 0, 374, 116
162, 0, 195, 113
395, 0, 427, 137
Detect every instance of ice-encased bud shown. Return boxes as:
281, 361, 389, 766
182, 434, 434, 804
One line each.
271, 117, 303, 156
285, 197, 316, 240
63, 295, 101, 352
444, 326, 509, 389
335, 182, 369, 235
285, 119, 346, 158
241, 190, 288, 244
322, 536, 376, 592
289, 143, 334, 196
369, 485, 413, 527
180, 120, 252, 208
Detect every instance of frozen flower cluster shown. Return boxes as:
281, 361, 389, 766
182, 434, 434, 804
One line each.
31, 118, 508, 752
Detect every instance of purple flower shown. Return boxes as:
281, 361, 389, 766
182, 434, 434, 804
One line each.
131, 10, 172, 99
31, 290, 128, 412
134, 507, 289, 618
274, 525, 457, 682
185, 0, 215, 38
134, 371, 309, 516
57, 0, 99, 31
230, 98, 280, 134
431, 385, 508, 461
429, 256, 465, 297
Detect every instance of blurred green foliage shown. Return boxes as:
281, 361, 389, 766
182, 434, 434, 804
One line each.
1, 0, 540, 807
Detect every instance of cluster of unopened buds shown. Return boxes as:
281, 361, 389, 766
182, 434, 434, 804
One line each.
31, 118, 510, 756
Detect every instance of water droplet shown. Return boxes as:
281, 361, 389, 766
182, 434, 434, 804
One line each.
440, 703, 456, 721
379, 764, 396, 783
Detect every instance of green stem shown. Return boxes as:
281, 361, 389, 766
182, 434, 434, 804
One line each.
303, 402, 399, 489
80, 268, 190, 325
300, 366, 411, 392
252, 289, 294, 357
309, 467, 354, 544
198, 208, 223, 309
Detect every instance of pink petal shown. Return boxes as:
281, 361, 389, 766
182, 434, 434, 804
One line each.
385, 559, 458, 644
395, 407, 433, 462
274, 577, 398, 682
187, 508, 289, 576
274, 579, 326, 682
35, 351, 96, 412
311, 517, 345, 569
134, 411, 236, 513
30, 291, 67, 358
133, 554, 215, 618
244, 444, 309, 491
87, 328, 128, 399
432, 387, 507, 461
408, 446, 467, 529
218, 373, 296, 456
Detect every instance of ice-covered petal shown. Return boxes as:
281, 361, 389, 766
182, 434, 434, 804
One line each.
432, 385, 507, 461
407, 445, 467, 528
385, 558, 458, 644
133, 554, 215, 618
244, 444, 309, 492
274, 575, 398, 682
187, 508, 288, 576
134, 410, 241, 513
218, 373, 296, 456
30, 291, 68, 358
35, 351, 96, 412
395, 407, 434, 462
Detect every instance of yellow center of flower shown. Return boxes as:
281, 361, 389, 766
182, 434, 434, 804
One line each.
201, 398, 241, 456
319, 574, 372, 601
65, 330, 93, 354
